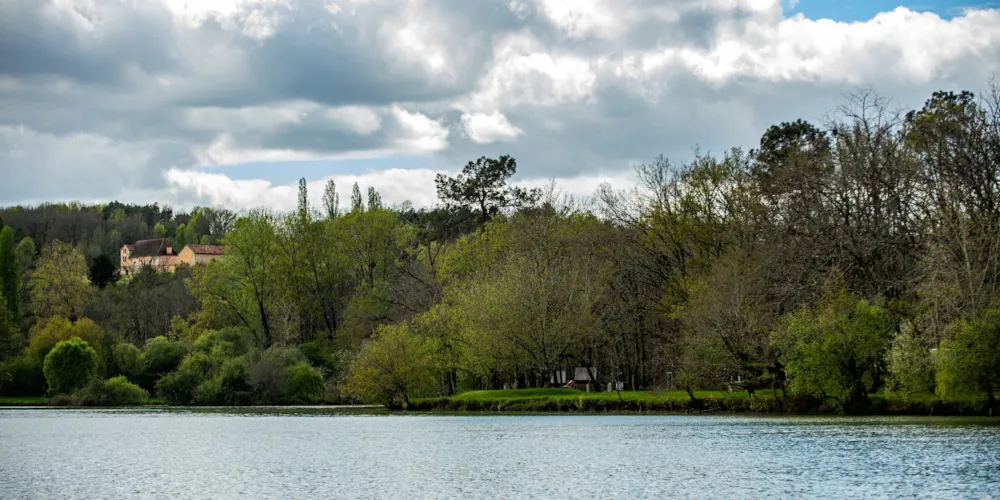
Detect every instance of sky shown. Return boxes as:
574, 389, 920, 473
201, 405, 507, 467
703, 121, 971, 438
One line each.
1, 0, 999, 212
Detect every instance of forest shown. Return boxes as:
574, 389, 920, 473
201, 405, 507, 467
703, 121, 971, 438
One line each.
1, 85, 999, 413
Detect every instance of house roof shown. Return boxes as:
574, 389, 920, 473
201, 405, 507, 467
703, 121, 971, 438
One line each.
186, 244, 225, 255
130, 238, 170, 257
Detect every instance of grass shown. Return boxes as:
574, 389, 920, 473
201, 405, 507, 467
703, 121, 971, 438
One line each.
0, 395, 167, 407
411, 387, 786, 414
0, 396, 48, 406
411, 388, 997, 415
448, 388, 781, 403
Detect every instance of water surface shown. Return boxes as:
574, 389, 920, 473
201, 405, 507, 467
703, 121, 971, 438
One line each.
1, 409, 998, 499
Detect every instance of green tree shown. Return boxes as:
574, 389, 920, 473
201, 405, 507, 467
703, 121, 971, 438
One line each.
435, 155, 541, 224
175, 223, 188, 249
153, 222, 167, 239
188, 210, 282, 346
886, 322, 936, 396
343, 323, 435, 407
43, 338, 99, 395
367, 187, 382, 210
29, 317, 110, 363
323, 180, 340, 219
0, 304, 19, 360
0, 227, 19, 323
108, 343, 146, 382
16, 237, 35, 284
30, 241, 91, 320
351, 182, 364, 212
298, 177, 310, 224
287, 361, 325, 403
936, 310, 1000, 406
772, 284, 894, 412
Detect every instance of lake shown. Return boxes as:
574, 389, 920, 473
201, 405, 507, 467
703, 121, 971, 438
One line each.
1, 409, 998, 499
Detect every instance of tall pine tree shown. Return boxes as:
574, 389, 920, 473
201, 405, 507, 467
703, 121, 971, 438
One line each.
351, 182, 364, 212
367, 187, 382, 210
0, 226, 19, 323
323, 180, 340, 219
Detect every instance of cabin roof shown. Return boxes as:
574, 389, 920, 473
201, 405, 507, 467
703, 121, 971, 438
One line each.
185, 244, 225, 255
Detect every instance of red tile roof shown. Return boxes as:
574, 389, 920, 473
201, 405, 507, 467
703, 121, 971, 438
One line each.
186, 244, 225, 255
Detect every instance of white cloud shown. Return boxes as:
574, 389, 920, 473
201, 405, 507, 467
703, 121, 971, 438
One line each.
325, 106, 382, 135
460, 111, 524, 143
162, 166, 638, 212
391, 107, 450, 154
463, 32, 597, 110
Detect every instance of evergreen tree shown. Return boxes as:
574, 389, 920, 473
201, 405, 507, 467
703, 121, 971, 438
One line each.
367, 187, 382, 210
298, 177, 309, 223
351, 182, 364, 212
323, 180, 340, 219
0, 226, 19, 323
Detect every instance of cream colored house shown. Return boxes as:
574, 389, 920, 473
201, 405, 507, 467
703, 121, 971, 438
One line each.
177, 244, 225, 265
120, 240, 224, 275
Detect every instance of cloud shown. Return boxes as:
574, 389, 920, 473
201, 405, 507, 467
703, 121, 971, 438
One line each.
461, 112, 524, 143
162, 165, 636, 211
1, 0, 1000, 208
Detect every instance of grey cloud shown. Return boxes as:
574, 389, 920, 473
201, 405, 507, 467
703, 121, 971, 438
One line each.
1, 0, 999, 206
0, 0, 179, 85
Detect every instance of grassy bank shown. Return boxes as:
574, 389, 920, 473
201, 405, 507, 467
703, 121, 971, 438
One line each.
0, 396, 167, 407
409, 388, 997, 416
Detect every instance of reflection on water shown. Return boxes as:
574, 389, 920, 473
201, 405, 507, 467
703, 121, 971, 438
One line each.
1, 410, 998, 499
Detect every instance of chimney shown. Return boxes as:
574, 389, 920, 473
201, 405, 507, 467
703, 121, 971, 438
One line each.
166, 246, 173, 255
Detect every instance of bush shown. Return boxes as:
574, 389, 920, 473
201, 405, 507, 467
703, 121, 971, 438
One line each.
43, 338, 99, 395
287, 362, 325, 403
342, 324, 436, 408
144, 336, 188, 380
30, 317, 110, 371
249, 347, 303, 404
75, 376, 148, 406
219, 357, 253, 405
937, 310, 1000, 405
156, 368, 203, 405
298, 341, 336, 373
886, 322, 936, 396
194, 327, 252, 358
0, 353, 46, 396
108, 343, 146, 381
192, 377, 223, 405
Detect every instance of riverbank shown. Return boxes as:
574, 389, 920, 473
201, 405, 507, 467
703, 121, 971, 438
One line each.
4, 389, 995, 416
407, 388, 997, 416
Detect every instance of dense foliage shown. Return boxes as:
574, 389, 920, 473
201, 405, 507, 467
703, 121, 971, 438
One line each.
2, 84, 1000, 413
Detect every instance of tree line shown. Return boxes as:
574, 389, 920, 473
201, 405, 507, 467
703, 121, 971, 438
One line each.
1, 85, 1000, 412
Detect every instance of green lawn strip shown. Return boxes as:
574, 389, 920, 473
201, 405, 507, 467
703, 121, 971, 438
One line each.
0, 396, 48, 406
447, 388, 781, 403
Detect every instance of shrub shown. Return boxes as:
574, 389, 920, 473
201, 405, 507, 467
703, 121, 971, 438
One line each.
47, 394, 77, 406
886, 322, 936, 396
156, 368, 203, 404
144, 336, 188, 379
342, 323, 436, 408
108, 343, 146, 381
192, 377, 223, 405
193, 327, 253, 358
936, 310, 1000, 405
75, 376, 148, 406
219, 357, 253, 405
249, 347, 303, 404
772, 287, 893, 413
287, 362, 325, 403
30, 317, 110, 370
298, 341, 336, 373
0, 353, 46, 396
43, 338, 99, 395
